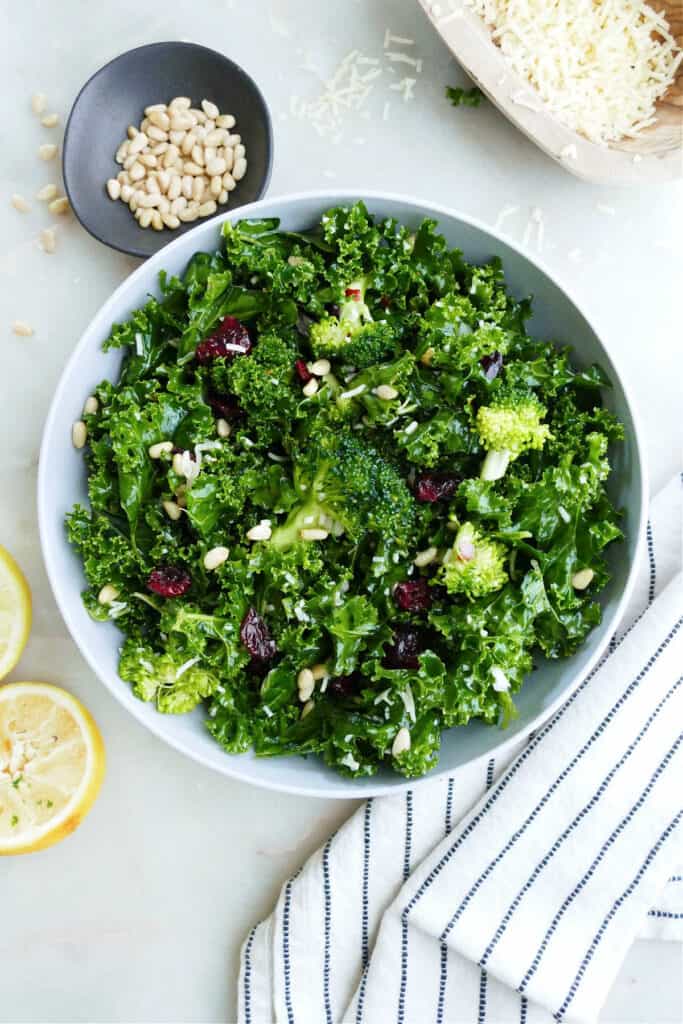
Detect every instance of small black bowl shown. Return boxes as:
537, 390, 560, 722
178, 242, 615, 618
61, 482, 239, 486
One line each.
63, 41, 273, 259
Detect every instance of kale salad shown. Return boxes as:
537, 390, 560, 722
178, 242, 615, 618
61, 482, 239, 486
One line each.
67, 202, 624, 779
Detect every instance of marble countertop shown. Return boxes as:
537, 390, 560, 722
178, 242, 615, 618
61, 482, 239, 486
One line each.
1, 1, 680, 1020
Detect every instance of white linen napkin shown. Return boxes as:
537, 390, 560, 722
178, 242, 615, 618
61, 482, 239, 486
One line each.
238, 477, 682, 1024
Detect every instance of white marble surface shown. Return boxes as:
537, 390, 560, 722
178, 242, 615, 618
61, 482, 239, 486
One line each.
1, 1, 681, 1021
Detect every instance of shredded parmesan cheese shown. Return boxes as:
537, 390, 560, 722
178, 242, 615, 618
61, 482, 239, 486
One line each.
464, 0, 682, 144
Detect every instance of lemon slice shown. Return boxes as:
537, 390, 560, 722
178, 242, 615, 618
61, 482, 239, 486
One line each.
0, 545, 31, 680
0, 682, 105, 855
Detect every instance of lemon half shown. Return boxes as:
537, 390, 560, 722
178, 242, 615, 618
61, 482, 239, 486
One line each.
0, 544, 31, 680
0, 682, 105, 855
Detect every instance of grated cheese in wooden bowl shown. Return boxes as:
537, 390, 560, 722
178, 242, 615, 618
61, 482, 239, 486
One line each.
463, 0, 683, 145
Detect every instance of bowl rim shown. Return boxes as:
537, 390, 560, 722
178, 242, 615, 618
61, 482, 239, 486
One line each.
37, 189, 648, 798
61, 40, 274, 259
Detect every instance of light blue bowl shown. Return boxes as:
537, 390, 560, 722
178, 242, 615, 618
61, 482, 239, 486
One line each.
38, 191, 647, 798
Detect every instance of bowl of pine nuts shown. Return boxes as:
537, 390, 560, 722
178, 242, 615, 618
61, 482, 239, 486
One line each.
62, 41, 273, 258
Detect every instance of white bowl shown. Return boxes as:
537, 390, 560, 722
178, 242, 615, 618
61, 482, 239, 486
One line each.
38, 191, 647, 798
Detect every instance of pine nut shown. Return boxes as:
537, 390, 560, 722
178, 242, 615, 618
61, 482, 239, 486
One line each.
420, 347, 435, 366
140, 118, 151, 133
11, 194, 30, 213
169, 96, 192, 111
36, 183, 58, 201
72, 420, 87, 448
146, 125, 167, 143
83, 396, 99, 415
48, 196, 69, 215
374, 384, 398, 400
204, 128, 226, 147
146, 176, 160, 194
129, 162, 145, 182
216, 114, 236, 129
302, 378, 319, 397
223, 148, 235, 172
128, 195, 138, 213
233, 157, 247, 181
106, 178, 121, 200
391, 727, 411, 757
144, 103, 167, 115
571, 568, 595, 590
204, 546, 230, 571
148, 440, 173, 459
167, 175, 182, 201
163, 144, 180, 167
222, 171, 236, 191
148, 109, 170, 131
206, 157, 226, 176
311, 663, 329, 680
216, 418, 231, 438
38, 143, 57, 161
12, 320, 33, 337
191, 144, 205, 166
98, 584, 119, 605
123, 155, 136, 171
170, 196, 186, 216
156, 170, 169, 193
201, 98, 220, 119
301, 700, 315, 719
41, 112, 59, 127
117, 171, 130, 185
190, 108, 207, 123
297, 668, 315, 701
139, 153, 157, 168
183, 161, 203, 176
163, 500, 182, 521
234, 143, 246, 159
151, 142, 168, 156
169, 130, 185, 146
180, 131, 195, 156
31, 92, 47, 114
119, 185, 133, 202
204, 146, 217, 164
162, 213, 180, 229
198, 199, 217, 217
115, 141, 129, 164
178, 206, 198, 223
300, 528, 329, 541
40, 228, 56, 254
170, 113, 193, 131
414, 546, 438, 567
138, 208, 153, 228
192, 176, 204, 202
181, 174, 193, 199
218, 189, 228, 204
210, 175, 222, 197
309, 359, 331, 377
151, 210, 163, 230
128, 132, 148, 155
246, 522, 272, 542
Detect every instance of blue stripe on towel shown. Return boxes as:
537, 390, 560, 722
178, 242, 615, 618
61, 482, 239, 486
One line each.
477, 678, 681, 965
477, 760, 496, 1024
520, 725, 682, 992
401, 617, 681, 929
397, 791, 414, 1023
554, 810, 683, 1021
243, 925, 257, 1024
323, 836, 333, 1024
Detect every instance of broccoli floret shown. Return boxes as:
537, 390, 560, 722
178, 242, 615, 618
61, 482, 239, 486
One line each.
119, 639, 219, 713
476, 388, 551, 480
309, 278, 398, 367
269, 432, 416, 551
439, 522, 508, 599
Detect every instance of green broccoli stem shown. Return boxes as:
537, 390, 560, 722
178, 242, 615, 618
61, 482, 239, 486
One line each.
269, 502, 325, 550
480, 449, 510, 481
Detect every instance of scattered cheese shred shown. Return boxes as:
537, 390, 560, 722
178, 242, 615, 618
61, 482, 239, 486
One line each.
464, 0, 682, 144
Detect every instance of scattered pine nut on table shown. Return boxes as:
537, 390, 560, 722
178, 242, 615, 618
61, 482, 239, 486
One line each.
106, 97, 247, 230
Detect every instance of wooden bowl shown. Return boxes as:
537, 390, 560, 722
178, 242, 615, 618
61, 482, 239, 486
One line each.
418, 0, 682, 185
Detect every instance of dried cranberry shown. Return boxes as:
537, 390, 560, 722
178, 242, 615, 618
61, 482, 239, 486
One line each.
414, 474, 459, 503
480, 351, 503, 381
394, 578, 432, 612
294, 359, 312, 382
207, 392, 241, 419
147, 566, 192, 598
379, 294, 391, 310
240, 607, 277, 662
196, 316, 252, 363
345, 287, 361, 300
327, 675, 359, 699
383, 627, 421, 669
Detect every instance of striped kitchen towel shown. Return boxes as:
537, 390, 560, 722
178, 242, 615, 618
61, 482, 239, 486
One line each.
239, 476, 682, 1024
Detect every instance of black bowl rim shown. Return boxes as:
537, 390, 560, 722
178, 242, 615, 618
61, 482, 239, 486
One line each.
62, 40, 273, 259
